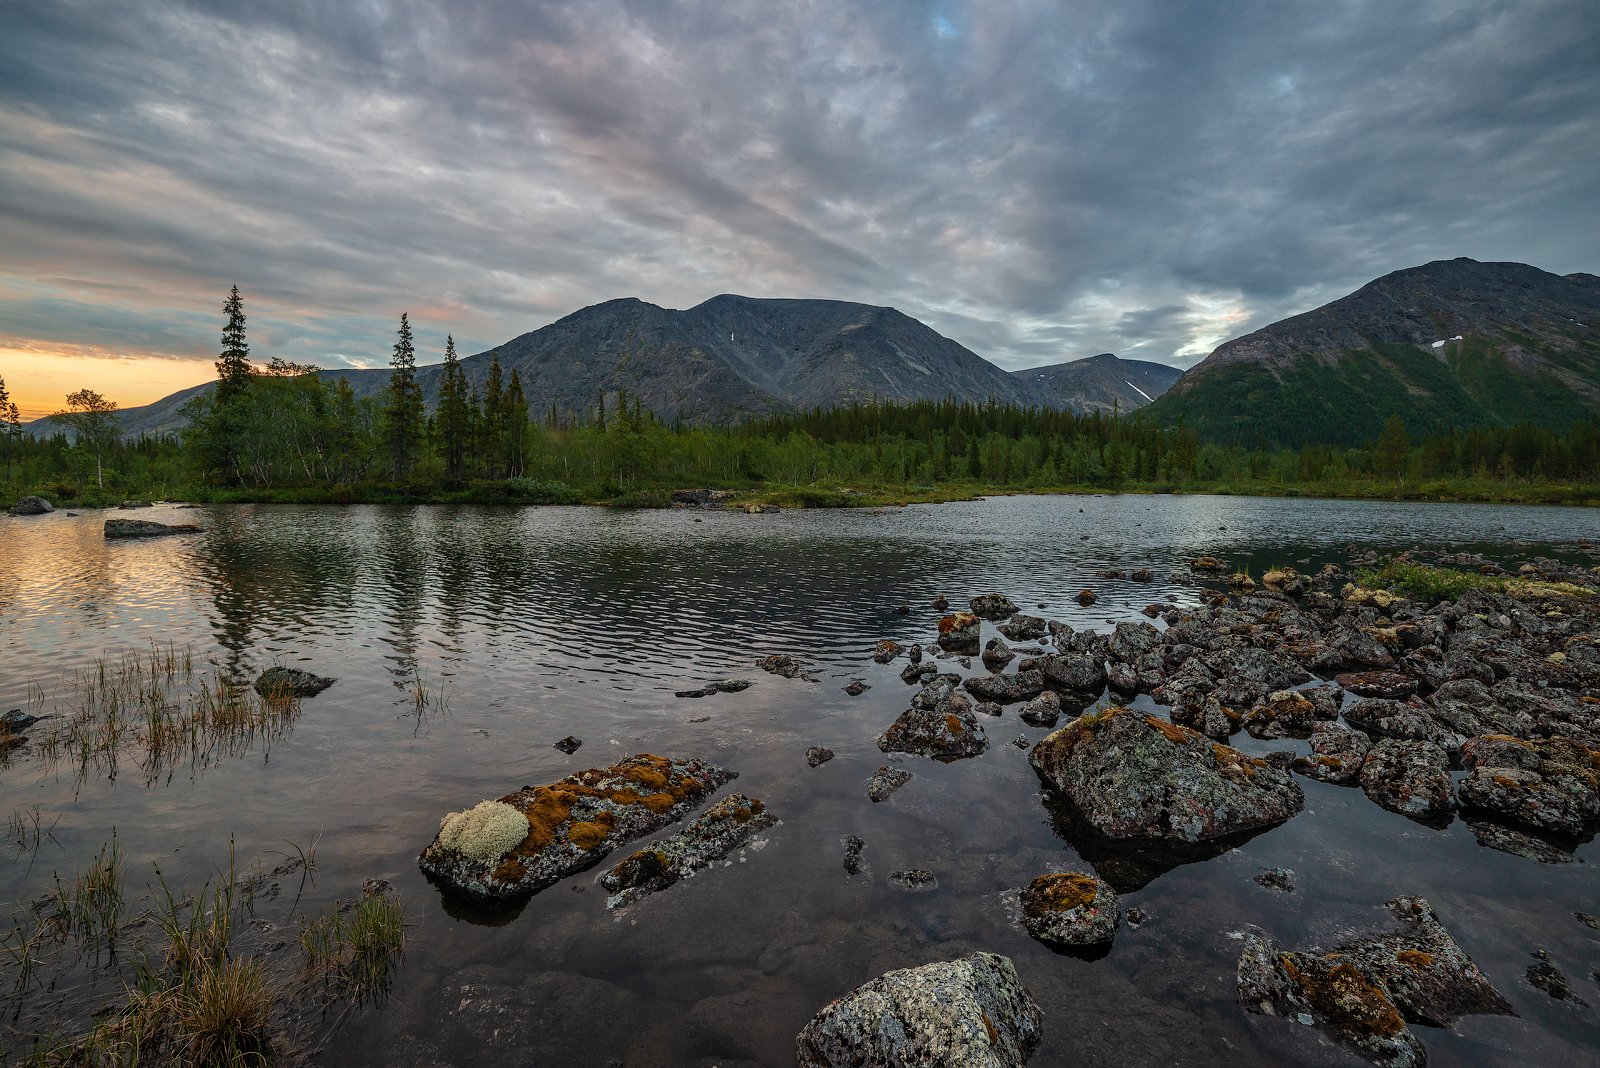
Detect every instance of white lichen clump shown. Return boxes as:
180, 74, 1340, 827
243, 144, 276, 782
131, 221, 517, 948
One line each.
437, 800, 530, 864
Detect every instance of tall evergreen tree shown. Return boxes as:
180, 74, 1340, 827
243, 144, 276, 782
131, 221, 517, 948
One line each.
436, 335, 470, 485
0, 376, 21, 483
503, 369, 529, 477
384, 313, 424, 480
216, 285, 252, 403
482, 354, 505, 477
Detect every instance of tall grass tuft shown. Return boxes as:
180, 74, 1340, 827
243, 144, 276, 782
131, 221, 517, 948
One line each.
298, 891, 406, 1000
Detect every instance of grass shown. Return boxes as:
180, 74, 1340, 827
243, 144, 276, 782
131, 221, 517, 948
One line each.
47, 836, 125, 958
1357, 560, 1597, 603
297, 893, 405, 1000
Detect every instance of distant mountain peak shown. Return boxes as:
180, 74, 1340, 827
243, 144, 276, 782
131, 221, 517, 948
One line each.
1011, 353, 1181, 414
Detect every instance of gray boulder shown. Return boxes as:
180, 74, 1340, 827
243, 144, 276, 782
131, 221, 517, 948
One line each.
1019, 871, 1119, 948
969, 593, 1019, 621
1359, 739, 1455, 820
253, 666, 336, 697
104, 518, 202, 539
7, 496, 53, 515
1457, 735, 1599, 836
1292, 722, 1372, 784
796, 953, 1043, 1068
878, 703, 989, 761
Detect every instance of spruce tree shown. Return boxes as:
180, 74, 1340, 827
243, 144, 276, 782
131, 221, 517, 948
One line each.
216, 285, 252, 403
503, 369, 528, 477
0, 376, 20, 483
436, 335, 469, 485
483, 354, 504, 477
384, 313, 424, 481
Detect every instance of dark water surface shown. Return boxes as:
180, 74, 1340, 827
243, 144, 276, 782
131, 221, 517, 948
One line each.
1, 496, 1597, 1066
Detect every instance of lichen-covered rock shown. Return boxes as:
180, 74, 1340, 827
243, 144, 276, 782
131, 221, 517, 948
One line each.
872, 639, 903, 664
867, 765, 912, 802
1237, 896, 1511, 1068
7, 495, 53, 516
1018, 691, 1062, 728
1292, 722, 1372, 784
970, 593, 1019, 620
998, 614, 1047, 641
963, 669, 1044, 704
417, 754, 735, 899
757, 654, 804, 678
1456, 735, 1600, 836
1359, 739, 1455, 820
878, 702, 989, 761
1242, 690, 1318, 739
981, 637, 1015, 669
1336, 671, 1418, 699
599, 793, 776, 908
796, 953, 1043, 1068
253, 666, 335, 698
1036, 652, 1106, 693
105, 518, 202, 538
1029, 708, 1304, 843
938, 611, 982, 652
1020, 871, 1118, 948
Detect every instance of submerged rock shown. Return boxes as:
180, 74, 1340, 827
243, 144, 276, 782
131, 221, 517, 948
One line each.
1527, 951, 1589, 1006
796, 953, 1042, 1068
757, 654, 804, 678
1253, 867, 1296, 893
1359, 739, 1455, 820
417, 754, 735, 899
1238, 896, 1512, 1067
104, 518, 201, 538
253, 666, 335, 698
599, 793, 776, 908
1019, 871, 1119, 948
7, 495, 53, 515
806, 746, 835, 767
866, 765, 912, 803
890, 869, 938, 892
1029, 708, 1304, 843
878, 703, 989, 761
1466, 818, 1579, 864
970, 593, 1019, 620
842, 835, 866, 875
843, 680, 870, 697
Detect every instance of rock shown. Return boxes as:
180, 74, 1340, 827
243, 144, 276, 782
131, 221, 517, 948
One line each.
1243, 690, 1318, 739
1228, 572, 1256, 592
980, 637, 1015, 669
878, 702, 989, 761
1190, 556, 1227, 572
1336, 671, 1418, 699
1076, 589, 1097, 605
900, 661, 936, 684
253, 666, 335, 698
417, 754, 736, 899
1359, 740, 1455, 820
894, 604, 911, 615
842, 835, 866, 875
1292, 722, 1372, 784
599, 793, 776, 908
907, 644, 923, 664
1011, 735, 1030, 749
1253, 867, 1296, 893
1029, 708, 1304, 843
757, 654, 804, 678
1018, 691, 1063, 728
872, 639, 903, 664
963, 669, 1044, 704
1019, 871, 1119, 948
866, 765, 912, 803
1036, 652, 1106, 693
671, 488, 713, 506
843, 680, 870, 697
1130, 568, 1154, 582
972, 700, 1002, 717
1466, 818, 1579, 864
1527, 950, 1588, 1006
1, 710, 39, 732
552, 736, 582, 755
998, 614, 1047, 641
1237, 896, 1512, 1067
1456, 735, 1599, 836
969, 593, 1019, 621
890, 869, 937, 892
806, 746, 835, 767
7, 496, 53, 515
931, 595, 950, 611
937, 611, 981, 653
1263, 567, 1307, 596
795, 953, 1042, 1068
1126, 906, 1149, 926
104, 518, 202, 538
118, 500, 152, 509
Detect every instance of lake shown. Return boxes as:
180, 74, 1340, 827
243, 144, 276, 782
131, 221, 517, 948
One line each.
2, 495, 1597, 1066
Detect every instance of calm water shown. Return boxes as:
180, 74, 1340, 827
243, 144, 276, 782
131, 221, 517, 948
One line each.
1, 495, 1597, 1067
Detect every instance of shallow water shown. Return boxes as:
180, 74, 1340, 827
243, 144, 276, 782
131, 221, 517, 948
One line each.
1, 495, 1597, 1066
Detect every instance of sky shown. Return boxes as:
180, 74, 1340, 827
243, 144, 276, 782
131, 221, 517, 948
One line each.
1, 1, 1597, 419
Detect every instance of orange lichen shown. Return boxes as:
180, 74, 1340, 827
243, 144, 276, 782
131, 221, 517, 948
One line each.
1281, 955, 1407, 1039
490, 857, 527, 882
980, 1010, 998, 1045
1145, 715, 1198, 744
945, 714, 965, 735
1026, 872, 1099, 914
567, 812, 616, 851
1396, 950, 1434, 970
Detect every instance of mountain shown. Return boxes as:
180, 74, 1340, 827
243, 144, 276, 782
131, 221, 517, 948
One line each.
1140, 258, 1600, 446
29, 294, 1044, 439
1011, 353, 1183, 414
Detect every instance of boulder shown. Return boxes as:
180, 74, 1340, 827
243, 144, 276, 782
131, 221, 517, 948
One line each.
1036, 652, 1106, 694
599, 793, 776, 908
417, 754, 735, 899
253, 666, 335, 698
104, 518, 202, 538
805, 746, 835, 767
872, 639, 903, 664
878, 703, 989, 761
843, 680, 870, 697
1359, 740, 1455, 820
938, 612, 981, 653
1029, 708, 1304, 843
757, 654, 804, 678
970, 593, 1019, 621
7, 496, 53, 516
998, 614, 1047, 641
963, 669, 1044, 704
1019, 871, 1119, 949
1456, 735, 1599, 836
1018, 691, 1062, 728
866, 765, 912, 803
796, 953, 1043, 1068
1242, 690, 1318, 740
981, 637, 1015, 669
1292, 722, 1372, 784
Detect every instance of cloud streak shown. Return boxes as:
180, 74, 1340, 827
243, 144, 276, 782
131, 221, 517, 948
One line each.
1, 0, 1596, 408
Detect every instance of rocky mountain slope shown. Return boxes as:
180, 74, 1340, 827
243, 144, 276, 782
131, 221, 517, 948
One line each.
1140, 258, 1600, 446
1012, 353, 1183, 414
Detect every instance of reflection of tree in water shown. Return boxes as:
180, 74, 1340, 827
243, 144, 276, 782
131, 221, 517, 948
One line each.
373, 509, 429, 691
196, 506, 363, 680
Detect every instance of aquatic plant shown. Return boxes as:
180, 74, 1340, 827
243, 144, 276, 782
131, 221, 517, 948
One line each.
298, 892, 406, 999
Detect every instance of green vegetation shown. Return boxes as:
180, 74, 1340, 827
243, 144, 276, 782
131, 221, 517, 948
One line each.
297, 893, 405, 999
1356, 560, 1597, 603
4, 290, 1598, 510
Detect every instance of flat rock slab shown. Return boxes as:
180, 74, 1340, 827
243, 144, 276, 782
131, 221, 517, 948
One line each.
1238, 896, 1512, 1067
253, 666, 335, 698
1029, 708, 1303, 843
7, 496, 53, 515
105, 518, 202, 538
796, 952, 1043, 1068
418, 754, 735, 899
600, 793, 775, 908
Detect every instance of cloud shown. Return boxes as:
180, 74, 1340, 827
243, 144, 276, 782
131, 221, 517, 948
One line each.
0, 0, 1595, 392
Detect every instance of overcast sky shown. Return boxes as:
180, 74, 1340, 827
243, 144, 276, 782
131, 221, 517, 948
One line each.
2, 0, 1597, 415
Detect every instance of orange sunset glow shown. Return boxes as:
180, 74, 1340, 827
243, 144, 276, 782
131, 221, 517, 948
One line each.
0, 343, 215, 421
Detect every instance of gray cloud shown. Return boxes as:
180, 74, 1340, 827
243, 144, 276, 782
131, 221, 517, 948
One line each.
0, 0, 1596, 382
